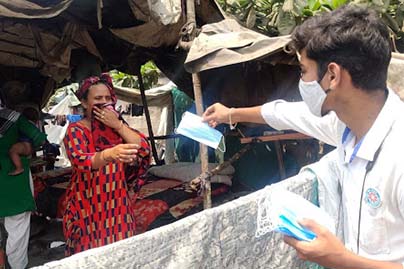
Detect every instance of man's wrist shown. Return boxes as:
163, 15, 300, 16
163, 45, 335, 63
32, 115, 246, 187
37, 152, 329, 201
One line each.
229, 107, 238, 130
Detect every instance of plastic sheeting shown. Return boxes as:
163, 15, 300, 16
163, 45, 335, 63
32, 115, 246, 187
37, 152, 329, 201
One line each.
0, 22, 101, 82
110, 19, 185, 48
34, 172, 320, 269
184, 19, 292, 73
111, 0, 185, 48
43, 85, 79, 168
147, 0, 182, 25
0, 0, 73, 19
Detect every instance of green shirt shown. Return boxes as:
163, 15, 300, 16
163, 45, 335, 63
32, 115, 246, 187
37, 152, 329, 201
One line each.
0, 115, 46, 217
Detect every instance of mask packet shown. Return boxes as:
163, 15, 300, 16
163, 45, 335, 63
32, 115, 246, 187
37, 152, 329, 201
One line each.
66, 114, 83, 123
276, 207, 317, 241
256, 188, 335, 242
176, 111, 225, 152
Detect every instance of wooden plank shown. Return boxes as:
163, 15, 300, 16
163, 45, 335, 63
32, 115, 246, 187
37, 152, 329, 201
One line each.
240, 132, 311, 144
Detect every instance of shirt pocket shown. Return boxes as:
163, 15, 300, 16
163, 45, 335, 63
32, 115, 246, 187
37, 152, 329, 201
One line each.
359, 206, 390, 255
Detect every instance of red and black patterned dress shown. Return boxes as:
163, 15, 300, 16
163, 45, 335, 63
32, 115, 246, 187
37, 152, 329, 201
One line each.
63, 122, 150, 256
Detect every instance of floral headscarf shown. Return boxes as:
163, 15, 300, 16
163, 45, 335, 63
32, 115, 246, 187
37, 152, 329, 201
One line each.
76, 73, 117, 104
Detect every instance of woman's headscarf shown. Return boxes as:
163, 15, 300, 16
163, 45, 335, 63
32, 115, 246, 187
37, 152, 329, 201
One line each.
76, 73, 121, 151
76, 73, 117, 104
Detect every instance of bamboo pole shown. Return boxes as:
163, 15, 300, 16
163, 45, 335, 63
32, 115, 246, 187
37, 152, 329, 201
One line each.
181, 0, 211, 209
190, 144, 252, 191
192, 73, 211, 209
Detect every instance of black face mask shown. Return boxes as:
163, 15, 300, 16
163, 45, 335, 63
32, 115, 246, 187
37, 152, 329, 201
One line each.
92, 103, 115, 118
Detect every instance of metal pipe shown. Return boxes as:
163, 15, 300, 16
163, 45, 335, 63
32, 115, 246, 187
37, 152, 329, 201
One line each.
149, 134, 180, 140
136, 68, 161, 165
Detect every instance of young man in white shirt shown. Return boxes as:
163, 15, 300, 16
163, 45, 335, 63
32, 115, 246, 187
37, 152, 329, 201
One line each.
203, 5, 404, 269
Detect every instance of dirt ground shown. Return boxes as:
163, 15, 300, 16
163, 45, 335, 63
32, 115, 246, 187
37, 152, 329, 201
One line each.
27, 217, 65, 268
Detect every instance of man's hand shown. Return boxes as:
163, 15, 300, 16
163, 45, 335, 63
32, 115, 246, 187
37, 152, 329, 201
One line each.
284, 219, 348, 269
202, 103, 230, 128
285, 219, 404, 269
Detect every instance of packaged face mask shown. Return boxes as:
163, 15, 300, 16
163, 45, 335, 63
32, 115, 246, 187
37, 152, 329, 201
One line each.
66, 114, 83, 123
256, 188, 335, 241
176, 111, 225, 151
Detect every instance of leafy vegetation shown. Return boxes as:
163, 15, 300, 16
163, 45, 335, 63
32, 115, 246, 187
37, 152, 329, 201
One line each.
110, 61, 160, 90
217, 0, 404, 50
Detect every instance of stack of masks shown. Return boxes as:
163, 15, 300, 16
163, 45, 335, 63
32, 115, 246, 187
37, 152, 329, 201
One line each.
256, 189, 335, 241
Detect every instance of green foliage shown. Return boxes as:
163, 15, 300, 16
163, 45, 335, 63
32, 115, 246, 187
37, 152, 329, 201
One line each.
110, 61, 160, 90
110, 70, 137, 88
217, 0, 404, 44
139, 61, 159, 90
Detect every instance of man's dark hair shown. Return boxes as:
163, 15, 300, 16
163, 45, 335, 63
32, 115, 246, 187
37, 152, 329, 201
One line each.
291, 5, 391, 91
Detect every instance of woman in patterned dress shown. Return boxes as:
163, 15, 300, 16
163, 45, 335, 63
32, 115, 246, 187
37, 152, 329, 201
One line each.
63, 73, 150, 255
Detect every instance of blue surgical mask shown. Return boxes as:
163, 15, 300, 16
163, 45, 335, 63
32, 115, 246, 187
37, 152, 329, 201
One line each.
276, 207, 317, 241
176, 111, 225, 151
255, 189, 335, 241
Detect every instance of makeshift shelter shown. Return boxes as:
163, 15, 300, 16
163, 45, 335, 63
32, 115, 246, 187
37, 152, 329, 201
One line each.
0, 0, 226, 267
0, 0, 227, 189
0, 0, 224, 106
28, 10, 404, 267
4, 1, 404, 268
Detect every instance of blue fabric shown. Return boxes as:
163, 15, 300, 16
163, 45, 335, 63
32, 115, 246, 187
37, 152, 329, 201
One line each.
67, 114, 83, 123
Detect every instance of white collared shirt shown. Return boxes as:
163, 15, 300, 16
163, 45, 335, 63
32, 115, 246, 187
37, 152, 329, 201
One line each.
261, 90, 404, 263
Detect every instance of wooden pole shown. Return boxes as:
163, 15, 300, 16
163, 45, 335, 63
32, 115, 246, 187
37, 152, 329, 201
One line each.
0, 248, 4, 269
274, 141, 286, 179
190, 144, 252, 191
182, 0, 210, 208
192, 73, 211, 209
